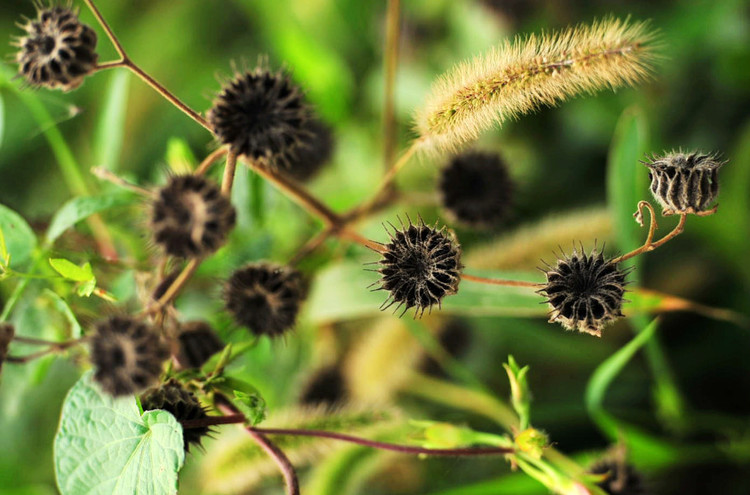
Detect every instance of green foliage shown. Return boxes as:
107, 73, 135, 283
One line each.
0, 203, 37, 270
54, 372, 185, 495
45, 193, 135, 246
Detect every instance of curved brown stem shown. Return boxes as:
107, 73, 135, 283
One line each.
6, 336, 89, 363
462, 273, 541, 289
613, 202, 688, 263
254, 427, 514, 457
144, 258, 202, 315
195, 146, 229, 176
221, 151, 238, 195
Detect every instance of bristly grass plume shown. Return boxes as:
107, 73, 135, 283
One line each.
417, 17, 658, 152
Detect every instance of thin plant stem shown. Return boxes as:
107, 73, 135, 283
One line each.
288, 228, 332, 267
351, 139, 421, 220
181, 414, 246, 429
613, 202, 688, 263
6, 336, 89, 364
254, 427, 514, 456
221, 151, 238, 195
195, 146, 229, 176
337, 228, 387, 253
146, 258, 202, 314
93, 60, 128, 71
462, 273, 541, 288
91, 166, 153, 196
383, 0, 401, 172
244, 158, 342, 227
83, 0, 211, 132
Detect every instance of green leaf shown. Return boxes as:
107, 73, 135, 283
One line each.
94, 71, 130, 171
48, 258, 94, 282
0, 203, 37, 269
76, 279, 97, 298
0, 91, 5, 150
606, 106, 649, 277
45, 193, 135, 245
232, 391, 267, 426
54, 372, 185, 495
166, 137, 197, 175
306, 261, 544, 323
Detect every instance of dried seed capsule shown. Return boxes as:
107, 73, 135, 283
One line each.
90, 316, 169, 396
14, 4, 98, 91
175, 321, 224, 369
224, 262, 304, 338
207, 66, 309, 168
141, 379, 209, 451
151, 175, 236, 258
589, 460, 646, 495
0, 323, 15, 374
643, 151, 725, 216
538, 247, 627, 337
285, 119, 334, 182
439, 151, 514, 228
375, 218, 462, 317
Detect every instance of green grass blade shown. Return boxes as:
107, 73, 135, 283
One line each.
94, 71, 130, 171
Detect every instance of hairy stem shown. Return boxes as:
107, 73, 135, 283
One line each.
462, 273, 542, 288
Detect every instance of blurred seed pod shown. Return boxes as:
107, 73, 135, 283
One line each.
90, 316, 169, 396
207, 65, 309, 168
642, 151, 725, 216
175, 321, 224, 369
589, 460, 647, 495
151, 175, 236, 258
13, 4, 98, 91
285, 119, 335, 182
299, 364, 347, 406
438, 151, 514, 228
224, 262, 305, 338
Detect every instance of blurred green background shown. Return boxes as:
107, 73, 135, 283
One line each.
1, 0, 749, 494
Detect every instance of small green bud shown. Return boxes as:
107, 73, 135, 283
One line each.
515, 428, 548, 459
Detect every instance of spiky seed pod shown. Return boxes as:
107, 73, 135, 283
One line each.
151, 175, 236, 258
285, 119, 335, 182
207, 66, 309, 167
589, 461, 646, 495
300, 365, 347, 406
0, 323, 15, 374
175, 321, 224, 369
642, 151, 724, 216
439, 151, 514, 228
90, 316, 169, 396
375, 218, 463, 317
224, 262, 304, 338
538, 247, 627, 337
417, 18, 656, 152
141, 379, 209, 451
13, 4, 98, 91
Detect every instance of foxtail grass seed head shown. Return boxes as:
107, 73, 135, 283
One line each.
175, 321, 224, 369
90, 316, 169, 396
207, 66, 309, 167
151, 175, 236, 258
417, 17, 657, 152
285, 119, 335, 182
0, 323, 15, 374
375, 218, 462, 317
14, 4, 98, 91
439, 151, 514, 228
224, 262, 304, 338
589, 460, 646, 495
538, 247, 627, 337
643, 151, 724, 216
141, 379, 210, 452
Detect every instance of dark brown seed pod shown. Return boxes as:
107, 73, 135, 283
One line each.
175, 321, 224, 369
90, 316, 169, 396
642, 151, 725, 216
13, 4, 98, 91
0, 323, 15, 374
589, 460, 646, 495
374, 218, 463, 318
285, 119, 334, 182
140, 379, 209, 452
224, 262, 304, 338
207, 65, 309, 168
151, 175, 236, 258
538, 246, 627, 337
300, 365, 347, 406
438, 151, 514, 228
